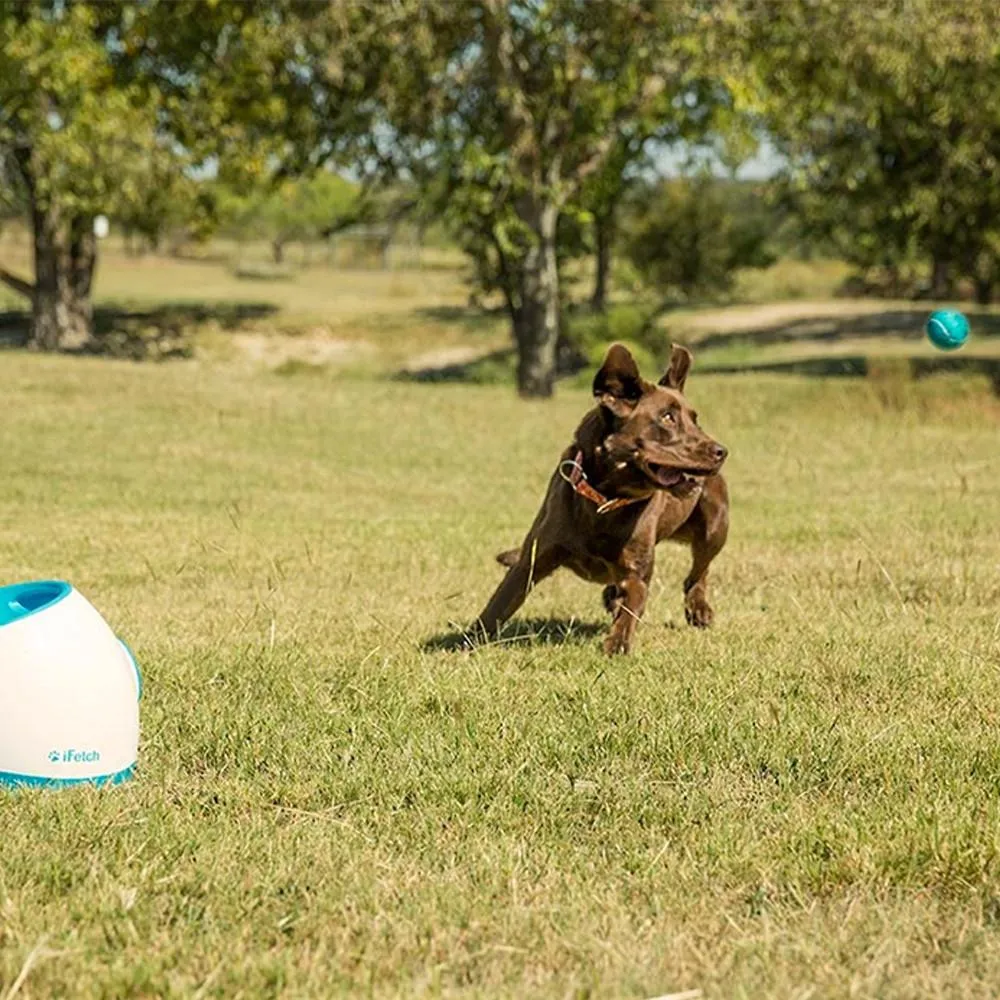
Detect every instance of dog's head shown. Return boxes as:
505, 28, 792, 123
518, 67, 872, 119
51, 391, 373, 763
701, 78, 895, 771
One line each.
592, 343, 727, 491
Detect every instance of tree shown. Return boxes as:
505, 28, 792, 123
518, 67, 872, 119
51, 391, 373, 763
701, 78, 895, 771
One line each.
626, 174, 775, 308
127, 0, 399, 267
115, 170, 216, 257
0, 4, 170, 348
371, 0, 726, 397
579, 75, 737, 313
218, 171, 361, 264
580, 131, 650, 314
0, 1, 384, 350
744, 0, 1000, 302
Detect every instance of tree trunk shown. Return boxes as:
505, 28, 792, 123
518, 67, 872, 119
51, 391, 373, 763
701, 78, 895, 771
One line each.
885, 264, 901, 299
69, 215, 96, 340
272, 239, 285, 265
931, 254, 952, 299
30, 203, 95, 352
972, 251, 995, 306
514, 198, 560, 398
590, 209, 614, 312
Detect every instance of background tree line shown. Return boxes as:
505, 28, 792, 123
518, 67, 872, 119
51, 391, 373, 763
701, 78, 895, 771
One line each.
2, 0, 999, 395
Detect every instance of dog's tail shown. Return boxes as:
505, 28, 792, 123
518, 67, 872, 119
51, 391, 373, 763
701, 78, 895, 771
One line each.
495, 547, 520, 568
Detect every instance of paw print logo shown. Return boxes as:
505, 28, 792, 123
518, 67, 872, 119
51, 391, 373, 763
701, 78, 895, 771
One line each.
48, 750, 60, 763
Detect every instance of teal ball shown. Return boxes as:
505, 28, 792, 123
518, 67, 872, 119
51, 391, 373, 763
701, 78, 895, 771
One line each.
926, 309, 969, 351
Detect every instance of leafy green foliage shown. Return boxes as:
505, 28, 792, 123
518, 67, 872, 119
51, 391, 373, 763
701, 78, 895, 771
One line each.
0, 1, 388, 346
217, 172, 361, 260
111, 0, 382, 187
746, 0, 1000, 300
627, 176, 776, 301
368, 0, 734, 394
0, 4, 166, 219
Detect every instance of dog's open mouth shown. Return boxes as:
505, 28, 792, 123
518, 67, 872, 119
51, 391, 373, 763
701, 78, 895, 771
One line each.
645, 461, 709, 489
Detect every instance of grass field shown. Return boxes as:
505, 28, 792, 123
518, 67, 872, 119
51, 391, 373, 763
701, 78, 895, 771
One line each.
3, 229, 998, 377
0, 231, 510, 374
1, 325, 1000, 997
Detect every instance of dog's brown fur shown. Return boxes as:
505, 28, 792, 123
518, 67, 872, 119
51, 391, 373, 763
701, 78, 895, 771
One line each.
476, 343, 729, 654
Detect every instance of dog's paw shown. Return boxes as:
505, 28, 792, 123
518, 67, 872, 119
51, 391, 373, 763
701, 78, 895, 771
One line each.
684, 597, 714, 628
603, 631, 632, 655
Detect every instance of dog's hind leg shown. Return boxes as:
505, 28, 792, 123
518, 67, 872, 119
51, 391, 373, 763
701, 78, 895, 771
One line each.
476, 543, 563, 637
683, 477, 729, 628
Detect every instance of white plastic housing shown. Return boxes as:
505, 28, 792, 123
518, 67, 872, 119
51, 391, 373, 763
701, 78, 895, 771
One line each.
0, 581, 140, 786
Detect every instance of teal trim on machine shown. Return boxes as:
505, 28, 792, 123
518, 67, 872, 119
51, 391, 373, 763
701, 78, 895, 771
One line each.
118, 638, 143, 701
0, 764, 135, 789
0, 580, 71, 629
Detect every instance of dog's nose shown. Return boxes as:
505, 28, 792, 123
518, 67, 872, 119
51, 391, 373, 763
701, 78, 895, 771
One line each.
713, 443, 728, 463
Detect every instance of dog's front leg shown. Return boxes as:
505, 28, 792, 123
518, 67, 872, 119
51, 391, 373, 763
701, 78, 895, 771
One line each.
683, 477, 729, 628
604, 574, 649, 655
476, 543, 563, 638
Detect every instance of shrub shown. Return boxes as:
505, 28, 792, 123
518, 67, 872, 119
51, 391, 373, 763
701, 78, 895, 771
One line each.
626, 176, 776, 303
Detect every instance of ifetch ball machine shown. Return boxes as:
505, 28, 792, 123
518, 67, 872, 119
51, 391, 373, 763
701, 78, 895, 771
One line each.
0, 580, 141, 788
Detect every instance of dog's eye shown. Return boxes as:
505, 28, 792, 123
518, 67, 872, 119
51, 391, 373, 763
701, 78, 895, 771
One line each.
660, 411, 675, 425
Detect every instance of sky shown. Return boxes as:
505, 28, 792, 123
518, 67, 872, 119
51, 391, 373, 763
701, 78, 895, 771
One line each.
652, 137, 784, 181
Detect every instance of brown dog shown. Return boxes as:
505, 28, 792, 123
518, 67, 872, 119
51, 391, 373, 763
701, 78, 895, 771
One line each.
476, 343, 729, 654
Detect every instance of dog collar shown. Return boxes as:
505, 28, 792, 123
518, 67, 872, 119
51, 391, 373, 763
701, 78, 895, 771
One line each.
558, 449, 648, 515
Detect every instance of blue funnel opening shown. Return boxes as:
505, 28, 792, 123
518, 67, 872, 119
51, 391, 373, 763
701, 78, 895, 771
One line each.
0, 580, 72, 628
14, 585, 63, 611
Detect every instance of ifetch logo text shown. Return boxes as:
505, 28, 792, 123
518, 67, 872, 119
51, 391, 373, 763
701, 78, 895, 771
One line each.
48, 749, 101, 764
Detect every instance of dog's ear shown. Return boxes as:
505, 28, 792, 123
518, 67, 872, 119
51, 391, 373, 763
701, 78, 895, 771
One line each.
659, 344, 693, 393
593, 343, 643, 418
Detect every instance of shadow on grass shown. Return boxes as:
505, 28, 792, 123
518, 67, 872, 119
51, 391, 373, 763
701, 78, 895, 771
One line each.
393, 305, 515, 384
396, 346, 516, 384
423, 616, 606, 652
700, 353, 1000, 393
694, 308, 1000, 353
395, 333, 587, 385
701, 355, 869, 378
414, 303, 508, 330
0, 311, 27, 349
688, 306, 1000, 394
395, 302, 1000, 390
0, 301, 277, 360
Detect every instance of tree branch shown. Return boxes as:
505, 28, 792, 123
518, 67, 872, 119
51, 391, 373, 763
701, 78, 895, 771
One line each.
570, 76, 667, 194
488, 228, 520, 327
481, 0, 537, 153
0, 267, 34, 300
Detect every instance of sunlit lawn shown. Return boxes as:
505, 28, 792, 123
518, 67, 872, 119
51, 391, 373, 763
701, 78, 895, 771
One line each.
0, 342, 998, 997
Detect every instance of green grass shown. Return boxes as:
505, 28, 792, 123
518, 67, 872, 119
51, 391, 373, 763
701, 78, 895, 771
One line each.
1, 351, 999, 998
4, 231, 999, 379
0, 231, 508, 369
733, 257, 853, 303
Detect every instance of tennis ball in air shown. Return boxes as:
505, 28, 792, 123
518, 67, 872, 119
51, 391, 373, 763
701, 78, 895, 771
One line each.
926, 309, 969, 351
